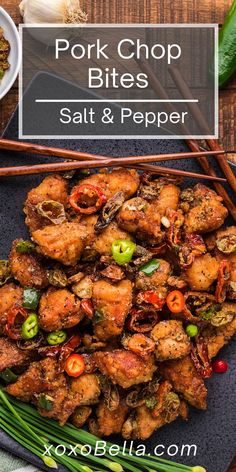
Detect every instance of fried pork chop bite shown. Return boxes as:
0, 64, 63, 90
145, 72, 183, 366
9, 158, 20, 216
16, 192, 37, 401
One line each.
70, 374, 101, 405
92, 279, 133, 340
6, 358, 81, 425
80, 215, 132, 256
116, 197, 162, 244
184, 253, 219, 291
0, 283, 23, 330
39, 288, 83, 332
159, 355, 207, 410
181, 184, 228, 234
10, 240, 48, 289
89, 398, 129, 436
32, 222, 88, 266
151, 320, 191, 361
24, 175, 68, 233
201, 305, 236, 359
77, 168, 139, 200
93, 350, 156, 388
0, 337, 32, 372
135, 258, 170, 298
122, 381, 183, 440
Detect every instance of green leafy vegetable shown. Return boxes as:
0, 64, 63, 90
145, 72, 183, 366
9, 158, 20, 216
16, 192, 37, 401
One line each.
140, 259, 160, 276
15, 241, 36, 254
23, 288, 40, 310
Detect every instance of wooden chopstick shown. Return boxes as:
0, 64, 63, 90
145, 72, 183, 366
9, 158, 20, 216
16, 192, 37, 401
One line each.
168, 66, 236, 194
134, 53, 236, 220
0, 156, 226, 181
0, 138, 224, 163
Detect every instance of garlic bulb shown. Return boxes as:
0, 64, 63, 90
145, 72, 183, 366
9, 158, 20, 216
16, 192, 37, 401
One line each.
19, 0, 88, 24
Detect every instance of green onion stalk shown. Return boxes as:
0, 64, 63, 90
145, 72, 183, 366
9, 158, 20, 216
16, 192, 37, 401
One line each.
0, 390, 206, 472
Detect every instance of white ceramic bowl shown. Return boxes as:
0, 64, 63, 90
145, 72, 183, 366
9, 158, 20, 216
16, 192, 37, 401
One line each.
0, 7, 21, 101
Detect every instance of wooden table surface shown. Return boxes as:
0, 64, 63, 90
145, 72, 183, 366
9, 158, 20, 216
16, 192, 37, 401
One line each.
0, 1, 236, 471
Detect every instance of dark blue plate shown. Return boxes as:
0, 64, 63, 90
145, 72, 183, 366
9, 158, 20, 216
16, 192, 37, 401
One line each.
0, 73, 235, 472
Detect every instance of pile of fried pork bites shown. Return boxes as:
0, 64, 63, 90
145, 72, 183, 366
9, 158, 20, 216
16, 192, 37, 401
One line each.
0, 168, 235, 440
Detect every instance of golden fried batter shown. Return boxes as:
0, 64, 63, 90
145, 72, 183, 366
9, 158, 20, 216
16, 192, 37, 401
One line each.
77, 168, 139, 200
0, 283, 23, 329
202, 306, 236, 358
39, 288, 83, 332
184, 253, 219, 291
183, 184, 228, 234
136, 258, 170, 298
92, 279, 133, 340
159, 356, 207, 410
32, 222, 88, 266
89, 398, 129, 436
0, 337, 31, 372
93, 350, 156, 388
151, 320, 191, 361
70, 374, 101, 405
24, 175, 68, 232
117, 197, 162, 243
10, 240, 48, 289
122, 381, 181, 440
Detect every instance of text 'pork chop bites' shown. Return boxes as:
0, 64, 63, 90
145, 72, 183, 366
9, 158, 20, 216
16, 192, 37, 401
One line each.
159, 355, 207, 410
93, 349, 156, 388
182, 184, 228, 234
151, 320, 191, 361
0, 283, 23, 329
24, 175, 68, 233
32, 222, 88, 266
92, 279, 133, 340
10, 240, 48, 289
39, 288, 83, 331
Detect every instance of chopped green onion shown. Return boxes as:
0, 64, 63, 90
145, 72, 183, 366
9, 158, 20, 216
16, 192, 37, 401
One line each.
140, 258, 160, 276
23, 288, 40, 310
15, 241, 36, 254
0, 368, 18, 384
38, 394, 54, 411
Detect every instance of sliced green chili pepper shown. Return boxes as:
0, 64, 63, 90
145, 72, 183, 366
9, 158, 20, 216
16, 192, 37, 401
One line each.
23, 288, 40, 310
219, 0, 236, 86
0, 260, 11, 286
47, 330, 67, 345
140, 258, 160, 276
0, 368, 18, 384
38, 393, 54, 411
21, 313, 39, 340
111, 240, 136, 265
15, 240, 36, 254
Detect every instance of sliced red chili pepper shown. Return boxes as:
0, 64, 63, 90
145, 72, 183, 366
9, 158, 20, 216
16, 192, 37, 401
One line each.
64, 354, 85, 378
81, 299, 94, 318
215, 259, 231, 303
5, 306, 28, 340
127, 308, 159, 333
191, 338, 212, 379
69, 184, 107, 214
59, 334, 81, 372
166, 290, 185, 314
137, 291, 165, 310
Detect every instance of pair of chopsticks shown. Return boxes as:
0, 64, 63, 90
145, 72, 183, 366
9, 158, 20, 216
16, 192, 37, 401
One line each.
134, 53, 236, 221
0, 138, 226, 182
